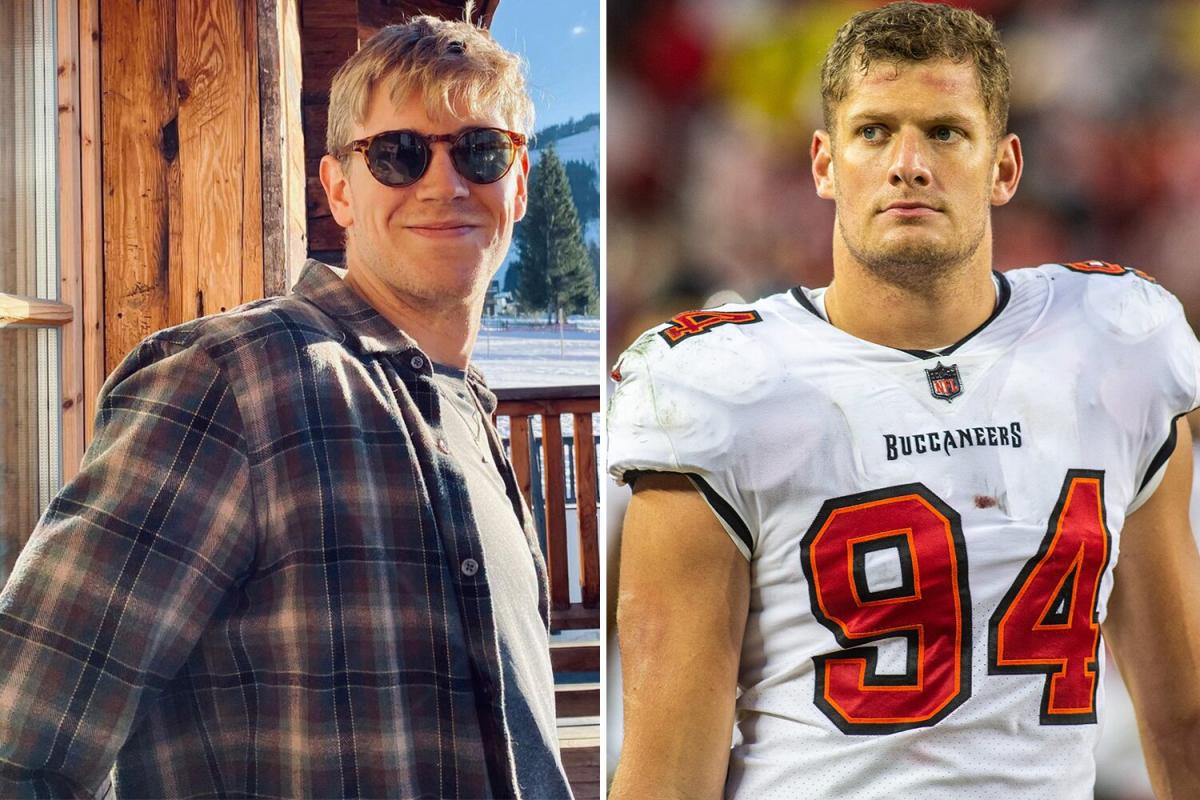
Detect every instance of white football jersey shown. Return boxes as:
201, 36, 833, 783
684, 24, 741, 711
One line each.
608, 263, 1200, 800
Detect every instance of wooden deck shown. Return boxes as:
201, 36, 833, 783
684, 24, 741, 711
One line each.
496, 384, 601, 800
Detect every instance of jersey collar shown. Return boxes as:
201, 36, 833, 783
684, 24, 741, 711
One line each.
789, 271, 1013, 361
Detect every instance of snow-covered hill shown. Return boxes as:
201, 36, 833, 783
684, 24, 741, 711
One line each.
499, 118, 600, 287
531, 126, 600, 172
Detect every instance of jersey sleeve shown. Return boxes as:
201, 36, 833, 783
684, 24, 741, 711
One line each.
1116, 282, 1200, 512
607, 331, 758, 559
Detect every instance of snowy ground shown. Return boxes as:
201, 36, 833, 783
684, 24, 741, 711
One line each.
471, 317, 601, 389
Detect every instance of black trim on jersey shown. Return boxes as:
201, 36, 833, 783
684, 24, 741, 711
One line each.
686, 474, 754, 555
1137, 413, 1185, 495
791, 285, 822, 318
987, 469, 1111, 726
800, 483, 972, 735
900, 271, 1012, 359
789, 271, 1012, 361
851, 533, 916, 603
623, 470, 753, 555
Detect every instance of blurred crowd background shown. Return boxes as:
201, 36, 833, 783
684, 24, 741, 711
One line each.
605, 2, 1200, 797
606, 0, 1200, 357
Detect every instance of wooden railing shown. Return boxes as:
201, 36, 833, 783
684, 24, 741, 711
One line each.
495, 384, 601, 632
494, 384, 601, 800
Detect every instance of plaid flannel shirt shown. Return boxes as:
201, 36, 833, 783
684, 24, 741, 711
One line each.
0, 260, 559, 799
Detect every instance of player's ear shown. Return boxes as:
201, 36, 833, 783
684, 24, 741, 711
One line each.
320, 154, 355, 228
513, 147, 530, 223
812, 130, 835, 200
990, 133, 1022, 207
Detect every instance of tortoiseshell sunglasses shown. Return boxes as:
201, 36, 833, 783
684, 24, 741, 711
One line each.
339, 127, 526, 188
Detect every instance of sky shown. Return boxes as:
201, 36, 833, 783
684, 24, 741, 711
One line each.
489, 0, 601, 133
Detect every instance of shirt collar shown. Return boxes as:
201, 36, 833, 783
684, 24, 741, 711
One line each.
292, 259, 420, 355
291, 259, 497, 412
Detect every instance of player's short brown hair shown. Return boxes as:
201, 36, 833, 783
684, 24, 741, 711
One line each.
820, 1, 1010, 139
326, 13, 534, 160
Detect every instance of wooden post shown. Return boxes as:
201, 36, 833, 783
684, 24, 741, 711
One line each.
258, 0, 307, 296
175, 0, 258, 322
100, 0, 174, 372
572, 411, 599, 608
509, 414, 533, 507
80, 0, 105, 445
99, 0, 299, 379
541, 412, 570, 610
57, 0, 85, 478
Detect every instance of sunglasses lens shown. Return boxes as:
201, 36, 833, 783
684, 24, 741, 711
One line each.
366, 131, 428, 187
452, 129, 517, 184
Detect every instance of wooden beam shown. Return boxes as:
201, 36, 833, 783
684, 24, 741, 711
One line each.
556, 716, 601, 749
554, 682, 600, 718
299, 24, 357, 96
549, 603, 600, 632
494, 384, 598, 402
509, 414, 533, 508
175, 0, 253, 322
79, 0, 104, 446
279, 0, 309, 290
101, 0, 174, 372
550, 639, 600, 673
57, 0, 86, 478
560, 741, 601, 800
258, 0, 308, 296
301, 0, 358, 31
573, 411, 599, 608
241, 0, 265, 303
259, 0, 284, 291
542, 413, 569, 610
0, 294, 73, 328
495, 399, 597, 418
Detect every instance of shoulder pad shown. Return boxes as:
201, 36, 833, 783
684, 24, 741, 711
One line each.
1045, 261, 1180, 340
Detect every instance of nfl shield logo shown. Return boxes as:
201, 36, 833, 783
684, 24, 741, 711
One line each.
926, 362, 963, 402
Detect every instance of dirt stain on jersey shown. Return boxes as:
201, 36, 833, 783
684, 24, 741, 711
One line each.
974, 495, 998, 509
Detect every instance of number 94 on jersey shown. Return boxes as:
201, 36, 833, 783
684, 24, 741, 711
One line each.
799, 470, 1110, 734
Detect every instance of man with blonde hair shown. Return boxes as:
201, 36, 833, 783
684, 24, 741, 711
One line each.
609, 2, 1200, 798
0, 13, 571, 799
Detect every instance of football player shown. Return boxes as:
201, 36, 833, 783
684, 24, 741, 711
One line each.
607, 2, 1200, 798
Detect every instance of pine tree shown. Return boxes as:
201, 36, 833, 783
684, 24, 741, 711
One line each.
513, 145, 596, 321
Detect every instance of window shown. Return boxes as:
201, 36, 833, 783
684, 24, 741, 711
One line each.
0, 0, 87, 583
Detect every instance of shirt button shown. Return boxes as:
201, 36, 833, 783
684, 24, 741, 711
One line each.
410, 355, 425, 370
461, 558, 479, 577
437, 438, 450, 454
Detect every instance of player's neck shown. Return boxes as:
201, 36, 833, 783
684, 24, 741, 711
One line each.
343, 264, 480, 369
824, 239, 998, 351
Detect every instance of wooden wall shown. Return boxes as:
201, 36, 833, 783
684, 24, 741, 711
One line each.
99, 0, 303, 374
300, 0, 358, 263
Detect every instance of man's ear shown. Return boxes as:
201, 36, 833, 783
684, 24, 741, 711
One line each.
812, 130, 836, 200
513, 148, 530, 223
319, 154, 355, 228
990, 133, 1023, 207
